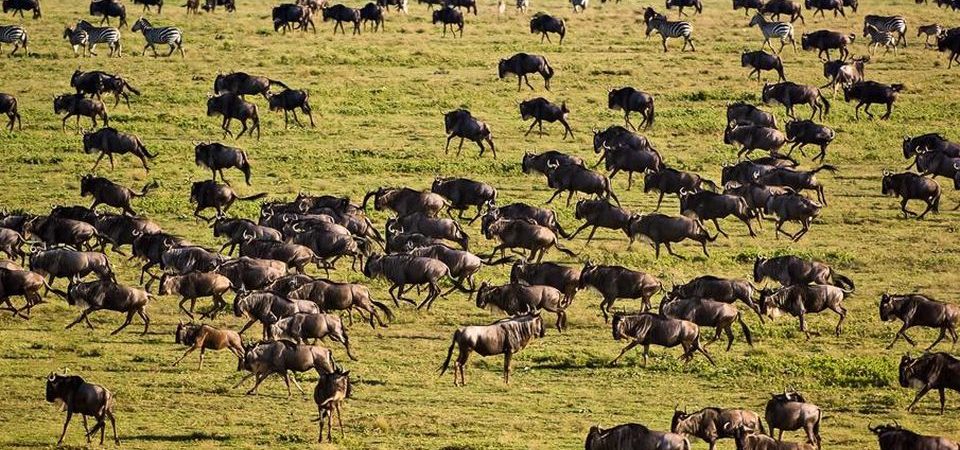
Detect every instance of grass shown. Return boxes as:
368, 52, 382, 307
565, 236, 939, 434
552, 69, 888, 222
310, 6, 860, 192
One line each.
1, 0, 960, 448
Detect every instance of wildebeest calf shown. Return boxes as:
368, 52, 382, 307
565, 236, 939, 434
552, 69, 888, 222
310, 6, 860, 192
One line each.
268, 88, 315, 128
53, 94, 108, 132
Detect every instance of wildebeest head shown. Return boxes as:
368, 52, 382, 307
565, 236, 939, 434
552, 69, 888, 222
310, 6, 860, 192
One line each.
880, 170, 897, 196
361, 187, 387, 211
577, 260, 597, 289
474, 281, 492, 308
46, 373, 85, 403
361, 253, 384, 278
898, 354, 924, 388
53, 95, 73, 114
878, 293, 898, 321
800, 33, 811, 50
670, 408, 689, 433
752, 257, 767, 283
206, 95, 222, 117
497, 59, 510, 79
213, 73, 227, 94
611, 313, 626, 340
760, 83, 776, 104
79, 174, 97, 198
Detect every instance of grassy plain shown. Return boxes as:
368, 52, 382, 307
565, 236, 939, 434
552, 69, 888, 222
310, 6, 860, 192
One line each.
1, 0, 960, 448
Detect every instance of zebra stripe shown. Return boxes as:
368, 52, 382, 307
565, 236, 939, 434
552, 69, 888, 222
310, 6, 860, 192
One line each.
750, 14, 792, 40
77, 21, 121, 46
864, 15, 906, 46
134, 18, 182, 46
0, 25, 27, 45
865, 24, 897, 54
648, 16, 692, 38
65, 28, 88, 46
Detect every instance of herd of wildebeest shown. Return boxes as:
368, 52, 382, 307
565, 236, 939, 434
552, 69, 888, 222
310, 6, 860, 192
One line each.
1, 0, 960, 447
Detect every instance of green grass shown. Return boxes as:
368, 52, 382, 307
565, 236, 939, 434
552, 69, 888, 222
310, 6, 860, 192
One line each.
1, 0, 960, 448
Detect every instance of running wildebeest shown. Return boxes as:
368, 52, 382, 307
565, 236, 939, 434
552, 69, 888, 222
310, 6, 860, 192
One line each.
0, 266, 58, 318
762, 192, 821, 241
24, 217, 108, 251
762, 82, 830, 120
488, 202, 571, 238
727, 101, 778, 128
644, 167, 719, 210
3, 0, 40, 18
53, 94, 108, 132
765, 390, 822, 449
65, 279, 151, 335
215, 256, 286, 291
821, 56, 867, 94
362, 186, 446, 217
880, 293, 959, 350
214, 72, 289, 99
900, 352, 960, 414
757, 164, 836, 205
71, 70, 140, 108
842, 80, 904, 120
189, 180, 266, 221
627, 213, 716, 258
665, 0, 702, 16
173, 321, 244, 369
733, 0, 764, 15
235, 340, 338, 396
0, 92, 21, 131
79, 175, 157, 216
213, 218, 282, 254
431, 177, 496, 223
158, 271, 233, 319
569, 199, 631, 243
83, 127, 155, 172
239, 238, 319, 273
869, 423, 960, 450
785, 120, 834, 162
45, 373, 119, 446
608, 87, 655, 130
585, 423, 691, 450
233, 289, 320, 338
432, 6, 462, 37
741, 50, 787, 82
723, 123, 787, 158
936, 31, 960, 68
408, 245, 482, 293
679, 189, 756, 237
0, 227, 26, 262
521, 150, 584, 176
670, 275, 764, 322
272, 313, 356, 359
543, 160, 619, 205
439, 313, 545, 385
881, 171, 941, 219
475, 282, 568, 332
194, 142, 252, 185
92, 214, 160, 254
288, 278, 393, 328
207, 92, 261, 139
721, 158, 797, 187
759, 284, 849, 337
660, 296, 754, 351
902, 133, 960, 161
804, 0, 844, 17
268, 89, 315, 128
314, 366, 351, 443
519, 97, 573, 139
610, 312, 715, 366
159, 245, 224, 275
323, 4, 361, 34
800, 30, 855, 60
671, 407, 764, 450
761, 0, 804, 23
387, 212, 468, 249
530, 12, 564, 44
753, 255, 854, 289
510, 259, 580, 303
579, 261, 661, 319
498, 53, 554, 91
480, 214, 577, 263
442, 109, 495, 157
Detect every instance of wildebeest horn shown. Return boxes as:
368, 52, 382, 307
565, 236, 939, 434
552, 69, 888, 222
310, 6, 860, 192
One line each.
954, 162, 959, 170
547, 159, 559, 169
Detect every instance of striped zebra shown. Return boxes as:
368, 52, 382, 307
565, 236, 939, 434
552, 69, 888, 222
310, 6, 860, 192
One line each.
863, 15, 907, 48
516, 0, 528, 13
77, 20, 122, 57
864, 23, 898, 55
63, 26, 89, 57
749, 13, 795, 54
643, 7, 694, 52
131, 17, 183, 57
0, 25, 27, 56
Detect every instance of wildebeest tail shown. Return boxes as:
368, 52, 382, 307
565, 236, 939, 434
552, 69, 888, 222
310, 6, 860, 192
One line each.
438, 329, 460, 375
818, 90, 831, 115
737, 312, 754, 346
647, 99, 655, 127
371, 299, 394, 321
268, 78, 290, 90
891, 83, 905, 93
137, 137, 157, 158
553, 238, 578, 258
931, 190, 941, 214
238, 192, 268, 201
831, 271, 855, 291
239, 150, 252, 185
811, 164, 837, 174
136, 180, 160, 196
122, 78, 141, 96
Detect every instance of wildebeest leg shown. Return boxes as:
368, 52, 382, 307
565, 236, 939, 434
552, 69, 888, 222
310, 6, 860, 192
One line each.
456, 137, 466, 156
66, 308, 96, 330
455, 347, 470, 386
545, 189, 563, 204
610, 340, 639, 365
568, 222, 590, 239
110, 310, 136, 335
831, 303, 846, 336
906, 385, 932, 411
927, 327, 948, 351
565, 190, 574, 206
91, 151, 108, 171
887, 323, 915, 349
918, 197, 936, 219
280, 372, 294, 398
178, 297, 196, 319
522, 75, 535, 91
939, 388, 947, 414
665, 242, 683, 259
585, 226, 599, 244
57, 410, 74, 446
900, 198, 916, 217
560, 119, 573, 139
882, 102, 892, 120
502, 350, 512, 384
711, 219, 728, 238
246, 372, 270, 395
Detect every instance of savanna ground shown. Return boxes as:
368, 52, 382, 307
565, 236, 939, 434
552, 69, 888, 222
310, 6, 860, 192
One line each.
1, 0, 959, 447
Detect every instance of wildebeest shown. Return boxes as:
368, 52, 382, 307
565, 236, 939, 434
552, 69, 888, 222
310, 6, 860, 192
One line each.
362, 253, 461, 309
530, 12, 564, 44
65, 279, 151, 335
881, 171, 940, 219
3, 0, 40, 18
214, 72, 289, 99
900, 352, 960, 414
670, 275, 764, 322
273, 3, 314, 32
610, 312, 715, 365
132, 231, 188, 284
53, 94, 108, 131
359, 3, 383, 31
759, 284, 849, 337
206, 92, 260, 139
880, 293, 959, 350
519, 97, 573, 139
239, 238, 319, 273
762, 82, 829, 120
215, 256, 286, 292
488, 202, 571, 238
475, 282, 568, 331
585, 423, 691, 450
0, 92, 21, 131
71, 70, 140, 108
0, 227, 25, 262
498, 52, 554, 91
92, 214, 160, 255
432, 6, 462, 37
190, 180, 266, 221
679, 189, 756, 237
917, 24, 944, 48
79, 175, 157, 217
757, 165, 835, 205
442, 109, 495, 157
235, 340, 338, 396
800, 29, 854, 60
804, 0, 844, 17
765, 390, 822, 448
314, 366, 351, 442
83, 127, 155, 172
761, 0, 803, 23
665, 0, 702, 16
159, 245, 224, 275
439, 313, 545, 385
842, 80, 904, 120
288, 278, 393, 328
608, 87, 655, 130
644, 167, 718, 210
362, 186, 446, 217
213, 218, 281, 254
173, 321, 244, 369
733, 0, 764, 15
272, 313, 356, 359
660, 296, 754, 350
24, 216, 108, 251
569, 199, 632, 243
268, 89, 316, 128
0, 266, 57, 318
627, 213, 716, 258
580, 261, 661, 319
869, 423, 960, 450
741, 50, 787, 82
233, 289, 320, 338
323, 4, 361, 34
784, 120, 834, 162
671, 407, 764, 450
937, 31, 960, 68
763, 192, 821, 241
521, 150, 584, 176
821, 56, 867, 94
431, 177, 496, 223
902, 133, 960, 161
510, 259, 580, 303
544, 161, 620, 205
158, 271, 233, 319
45, 373, 118, 446
720, 158, 797, 187
481, 215, 576, 263
728, 101, 778, 128
723, 123, 787, 158
194, 142, 252, 185
753, 255, 854, 289
729, 424, 816, 450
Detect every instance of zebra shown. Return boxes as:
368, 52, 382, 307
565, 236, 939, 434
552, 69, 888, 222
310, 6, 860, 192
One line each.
0, 25, 27, 56
63, 26, 89, 57
131, 17, 183, 57
77, 20, 122, 57
863, 15, 906, 48
643, 7, 694, 52
571, 0, 587, 13
748, 13, 795, 54
864, 23, 897, 55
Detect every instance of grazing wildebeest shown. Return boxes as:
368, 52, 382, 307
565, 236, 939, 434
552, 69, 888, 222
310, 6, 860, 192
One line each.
762, 82, 829, 120
272, 313, 356, 359
498, 53, 554, 91
728, 101, 778, 128
543, 161, 620, 205
881, 171, 940, 219
644, 167, 718, 210
315, 367, 351, 443
869, 423, 960, 450
842, 81, 904, 120
158, 271, 233, 319
900, 352, 960, 414
190, 180, 266, 221
610, 312, 715, 365
80, 175, 157, 217
608, 87, 655, 130
741, 50, 787, 82
821, 56, 867, 94
65, 279, 151, 335
233, 289, 320, 338
3, 0, 40, 18
753, 255, 854, 289
173, 321, 244, 369
287, 278, 393, 328
481, 215, 576, 263
585, 423, 691, 450
235, 340, 338, 396
530, 13, 564, 44
45, 373, 118, 446
627, 213, 716, 258
439, 313, 545, 385
83, 127, 155, 172
759, 284, 849, 337
194, 142, 252, 185
475, 282, 568, 331
580, 261, 661, 319
679, 189, 756, 237
431, 177, 496, 223
762, 192, 821, 241
362, 186, 446, 217
207, 92, 260, 139
765, 390, 822, 449
801, 30, 854, 60
660, 296, 754, 350
0, 92, 21, 131
723, 123, 787, 158
761, 0, 803, 23
665, 0, 702, 16
671, 407, 764, 450
519, 97, 573, 139
267, 89, 315, 128
670, 275, 764, 322
784, 120, 834, 162
880, 293, 959, 350
323, 4, 361, 34
53, 94, 108, 132
442, 109, 495, 157
432, 6, 462, 37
